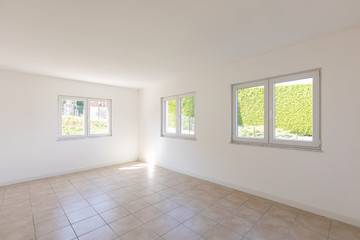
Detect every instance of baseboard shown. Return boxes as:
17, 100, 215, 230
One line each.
150, 160, 360, 228
0, 159, 137, 187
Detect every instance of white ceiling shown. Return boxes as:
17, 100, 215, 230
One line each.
1, 0, 360, 88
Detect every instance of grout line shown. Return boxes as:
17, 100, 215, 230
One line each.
27, 183, 38, 240
48, 178, 80, 239
328, 219, 333, 239
285, 212, 300, 238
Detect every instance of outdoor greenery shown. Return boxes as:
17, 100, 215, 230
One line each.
238, 83, 312, 136
62, 116, 108, 135
166, 97, 195, 129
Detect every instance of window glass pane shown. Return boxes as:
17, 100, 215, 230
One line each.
180, 96, 195, 135
274, 78, 313, 141
164, 99, 176, 134
61, 99, 85, 135
90, 100, 109, 134
237, 86, 264, 138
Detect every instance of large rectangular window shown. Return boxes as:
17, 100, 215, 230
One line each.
59, 96, 112, 139
162, 93, 195, 139
232, 69, 321, 150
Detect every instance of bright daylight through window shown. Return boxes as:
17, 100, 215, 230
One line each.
232, 69, 321, 150
59, 96, 111, 139
162, 93, 195, 138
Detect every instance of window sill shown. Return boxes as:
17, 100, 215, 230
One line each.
57, 135, 112, 141
161, 135, 196, 141
230, 140, 322, 152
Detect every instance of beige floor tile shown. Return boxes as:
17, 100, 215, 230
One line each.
33, 207, 65, 224
267, 205, 298, 223
201, 205, 230, 222
1, 161, 360, 240
35, 214, 70, 236
62, 200, 91, 214
294, 214, 330, 236
114, 192, 139, 205
220, 214, 253, 235
162, 224, 200, 240
231, 206, 264, 223
158, 188, 179, 198
100, 206, 130, 224
146, 214, 180, 235
134, 206, 164, 223
154, 199, 180, 213
214, 198, 242, 212
37, 225, 76, 240
92, 199, 119, 213
225, 192, 250, 204
203, 224, 243, 240
256, 214, 293, 235
0, 216, 34, 238
244, 198, 272, 213
169, 193, 194, 205
287, 224, 328, 240
123, 199, 150, 213
183, 214, 217, 235
122, 225, 159, 240
329, 220, 360, 240
167, 206, 196, 223
86, 193, 112, 205
72, 214, 106, 236
58, 193, 84, 205
183, 199, 210, 213
246, 223, 286, 240
142, 193, 167, 205
109, 215, 142, 236
66, 206, 98, 224
79, 225, 117, 240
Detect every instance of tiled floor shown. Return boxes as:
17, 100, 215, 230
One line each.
0, 161, 359, 240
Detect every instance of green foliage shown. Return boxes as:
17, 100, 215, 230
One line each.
275, 84, 312, 136
167, 100, 177, 128
62, 116, 84, 135
90, 120, 108, 134
181, 97, 194, 117
238, 87, 264, 126
62, 116, 108, 135
238, 84, 313, 136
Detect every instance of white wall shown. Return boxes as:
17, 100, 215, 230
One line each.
0, 70, 139, 185
139, 26, 360, 227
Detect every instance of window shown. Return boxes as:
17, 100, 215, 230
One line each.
232, 69, 321, 150
59, 96, 111, 139
162, 93, 195, 138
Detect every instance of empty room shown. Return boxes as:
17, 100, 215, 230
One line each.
1, 1, 360, 240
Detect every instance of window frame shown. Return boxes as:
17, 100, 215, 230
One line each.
161, 92, 196, 139
58, 95, 112, 140
162, 96, 178, 137
232, 80, 269, 144
231, 69, 321, 150
88, 98, 112, 137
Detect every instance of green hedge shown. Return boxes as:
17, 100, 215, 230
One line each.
238, 84, 312, 136
62, 116, 108, 135
166, 97, 194, 128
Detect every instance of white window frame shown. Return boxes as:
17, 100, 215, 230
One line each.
232, 80, 269, 144
88, 98, 112, 137
58, 96, 112, 139
161, 92, 196, 139
231, 69, 321, 150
